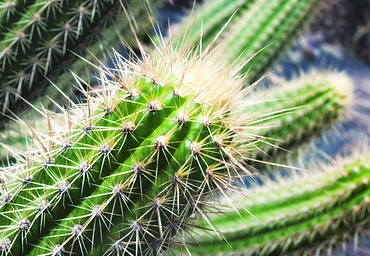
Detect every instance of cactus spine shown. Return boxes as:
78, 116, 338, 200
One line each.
1, 70, 354, 168
0, 0, 159, 126
0, 0, 327, 163
0, 35, 260, 255
0, 1, 362, 255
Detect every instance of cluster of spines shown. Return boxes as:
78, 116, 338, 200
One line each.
0, 38, 257, 255
0, 0, 115, 112
0, 68, 354, 170
190, 155, 370, 255
0, 0, 160, 126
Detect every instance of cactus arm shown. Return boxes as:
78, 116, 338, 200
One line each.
222, 0, 322, 82
172, 0, 256, 48
191, 157, 370, 255
0, 0, 115, 113
246, 70, 353, 163
0, 69, 353, 172
172, 0, 323, 83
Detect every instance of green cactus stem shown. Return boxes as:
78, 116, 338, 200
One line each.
190, 150, 370, 255
247, 70, 354, 163
172, 0, 323, 83
171, 0, 256, 48
222, 0, 322, 82
1, 70, 353, 170
0, 0, 160, 127
0, 1, 37, 33
0, 35, 263, 255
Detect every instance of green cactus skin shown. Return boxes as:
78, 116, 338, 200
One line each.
248, 70, 353, 163
0, 0, 160, 127
173, 0, 322, 83
223, 0, 323, 82
190, 152, 370, 255
0, 36, 260, 255
171, 0, 256, 48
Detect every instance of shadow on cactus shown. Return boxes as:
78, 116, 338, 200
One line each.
0, 18, 276, 255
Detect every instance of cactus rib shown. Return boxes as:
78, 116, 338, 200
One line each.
223, 0, 322, 82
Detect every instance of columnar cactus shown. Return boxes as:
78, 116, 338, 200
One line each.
248, 70, 354, 163
172, 0, 323, 82
191, 150, 370, 255
172, 0, 256, 47
0, 0, 327, 161
0, 1, 363, 255
0, 0, 160, 126
0, 35, 261, 255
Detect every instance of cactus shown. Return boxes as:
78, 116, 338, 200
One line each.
1, 69, 354, 169
222, 0, 322, 82
190, 150, 370, 255
0, 0, 365, 255
0, 32, 264, 255
248, 70, 354, 163
0, 0, 343, 170
0, 0, 160, 127
171, 0, 256, 48
172, 0, 323, 83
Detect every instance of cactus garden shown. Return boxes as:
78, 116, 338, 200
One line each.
1, 0, 370, 255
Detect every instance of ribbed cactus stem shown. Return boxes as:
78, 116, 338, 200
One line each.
173, 0, 323, 83
222, 0, 322, 82
191, 152, 370, 255
0, 0, 160, 128
247, 70, 353, 163
0, 37, 260, 255
0, 70, 353, 170
0, 0, 37, 33
172, 0, 256, 47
